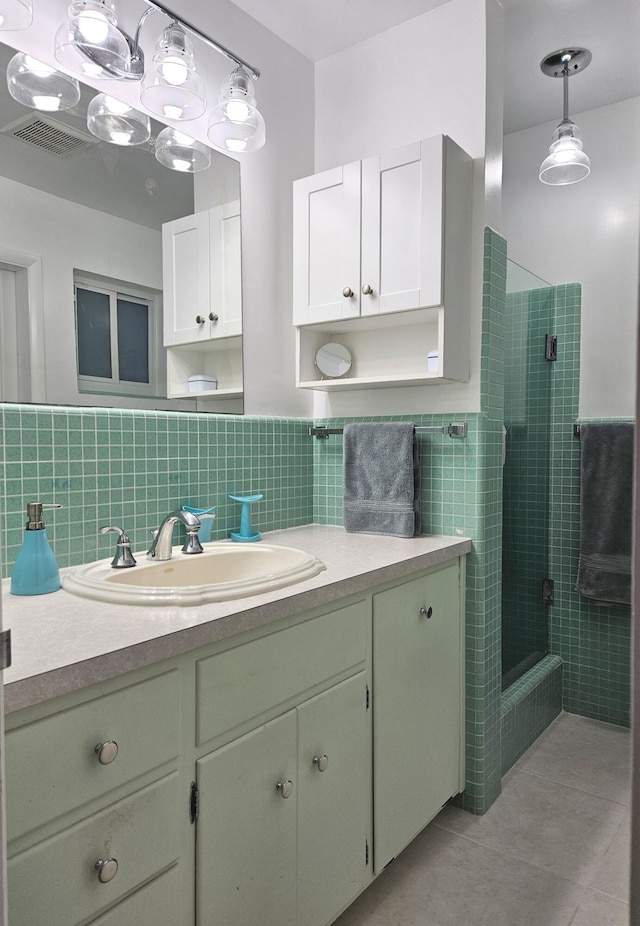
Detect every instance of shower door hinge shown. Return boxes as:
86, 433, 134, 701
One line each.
545, 334, 558, 362
542, 578, 555, 607
0, 630, 11, 669
366, 683, 370, 711
189, 781, 199, 824
365, 839, 370, 867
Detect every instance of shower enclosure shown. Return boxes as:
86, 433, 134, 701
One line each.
501, 260, 554, 689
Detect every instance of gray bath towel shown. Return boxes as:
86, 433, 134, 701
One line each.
343, 422, 421, 538
576, 422, 634, 606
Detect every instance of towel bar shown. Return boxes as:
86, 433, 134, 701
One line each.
308, 423, 468, 439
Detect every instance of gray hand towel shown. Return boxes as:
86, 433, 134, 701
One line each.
343, 422, 421, 538
576, 422, 634, 606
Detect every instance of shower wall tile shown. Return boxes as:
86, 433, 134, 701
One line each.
501, 654, 563, 774
0, 407, 313, 575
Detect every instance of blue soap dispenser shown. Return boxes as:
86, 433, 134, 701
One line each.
11, 502, 62, 596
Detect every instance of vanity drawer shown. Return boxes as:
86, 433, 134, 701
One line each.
88, 864, 182, 926
196, 599, 368, 745
8, 773, 180, 926
6, 669, 180, 844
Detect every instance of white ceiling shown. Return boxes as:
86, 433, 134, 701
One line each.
227, 0, 640, 134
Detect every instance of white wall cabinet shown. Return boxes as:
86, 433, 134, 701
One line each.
293, 135, 472, 389
162, 204, 243, 402
4, 559, 464, 925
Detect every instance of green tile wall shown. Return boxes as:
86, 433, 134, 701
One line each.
549, 284, 632, 726
0, 407, 313, 575
501, 654, 563, 774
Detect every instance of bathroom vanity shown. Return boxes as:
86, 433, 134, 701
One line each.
2, 526, 469, 926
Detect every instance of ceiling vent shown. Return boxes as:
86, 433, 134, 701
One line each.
0, 112, 97, 158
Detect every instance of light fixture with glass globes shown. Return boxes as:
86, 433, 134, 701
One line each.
539, 47, 591, 186
7, 52, 81, 111
207, 65, 266, 153
49, 0, 265, 153
87, 92, 150, 145
140, 21, 205, 120
0, 0, 32, 31
155, 125, 211, 172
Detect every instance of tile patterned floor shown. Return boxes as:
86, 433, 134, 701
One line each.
334, 712, 631, 926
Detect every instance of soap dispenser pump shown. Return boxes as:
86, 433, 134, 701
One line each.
11, 502, 62, 596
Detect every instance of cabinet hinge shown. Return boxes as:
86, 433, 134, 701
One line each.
365, 839, 369, 867
542, 578, 555, 607
0, 629, 11, 670
366, 684, 370, 710
189, 781, 199, 824
545, 334, 558, 362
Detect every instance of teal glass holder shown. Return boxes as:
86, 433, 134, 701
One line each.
228, 494, 263, 542
181, 505, 216, 543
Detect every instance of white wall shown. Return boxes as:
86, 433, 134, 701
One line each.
310, 0, 502, 418
0, 175, 177, 409
502, 96, 640, 419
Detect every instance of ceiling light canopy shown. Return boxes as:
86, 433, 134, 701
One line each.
207, 66, 266, 153
140, 21, 206, 120
0, 0, 32, 31
539, 47, 591, 186
7, 52, 81, 112
155, 126, 211, 172
87, 92, 150, 145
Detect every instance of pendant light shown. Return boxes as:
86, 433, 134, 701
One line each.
0, 0, 31, 30
140, 22, 205, 121
7, 52, 81, 112
539, 48, 591, 186
54, 0, 142, 81
207, 65, 265, 153
87, 92, 150, 145
155, 126, 211, 172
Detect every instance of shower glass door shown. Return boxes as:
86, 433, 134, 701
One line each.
502, 260, 554, 689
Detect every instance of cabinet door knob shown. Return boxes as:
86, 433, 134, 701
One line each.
420, 606, 433, 619
276, 779, 293, 799
95, 858, 118, 883
342, 287, 354, 298
208, 312, 218, 322
361, 284, 373, 295
313, 754, 329, 772
95, 741, 119, 765
196, 315, 206, 324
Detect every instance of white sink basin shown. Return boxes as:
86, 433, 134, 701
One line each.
62, 543, 326, 606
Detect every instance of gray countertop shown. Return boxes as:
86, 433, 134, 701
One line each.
1, 525, 471, 714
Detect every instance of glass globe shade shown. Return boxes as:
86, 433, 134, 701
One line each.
87, 93, 150, 146
155, 126, 211, 172
0, 0, 32, 30
7, 52, 81, 112
54, 1, 131, 79
539, 121, 591, 186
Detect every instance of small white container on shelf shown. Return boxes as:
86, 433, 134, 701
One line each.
427, 350, 439, 372
188, 374, 217, 393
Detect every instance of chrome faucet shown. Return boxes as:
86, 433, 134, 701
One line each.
147, 510, 203, 561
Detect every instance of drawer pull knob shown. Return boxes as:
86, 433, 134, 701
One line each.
313, 754, 329, 772
209, 312, 218, 322
95, 741, 119, 765
95, 858, 118, 883
420, 606, 433, 619
342, 287, 354, 298
276, 779, 293, 799
361, 284, 373, 295
196, 315, 206, 325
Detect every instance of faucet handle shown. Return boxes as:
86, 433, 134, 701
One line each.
100, 526, 137, 568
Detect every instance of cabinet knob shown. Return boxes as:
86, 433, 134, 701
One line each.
196, 315, 206, 325
361, 284, 373, 295
342, 287, 354, 298
95, 741, 119, 765
276, 779, 293, 799
313, 754, 329, 772
95, 858, 118, 883
208, 312, 218, 322
420, 606, 433, 619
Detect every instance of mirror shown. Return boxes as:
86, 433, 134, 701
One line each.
315, 342, 352, 379
0, 39, 242, 414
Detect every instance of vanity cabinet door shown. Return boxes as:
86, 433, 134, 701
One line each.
297, 672, 370, 926
195, 711, 298, 926
372, 562, 463, 872
293, 161, 362, 325
162, 210, 212, 346
209, 200, 242, 339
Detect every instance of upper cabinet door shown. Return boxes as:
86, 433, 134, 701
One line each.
162, 211, 211, 347
210, 200, 242, 339
293, 162, 361, 325
361, 137, 444, 317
